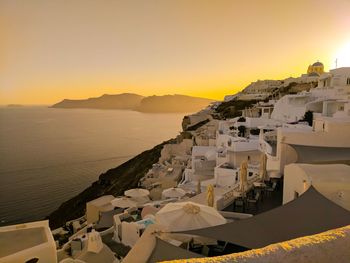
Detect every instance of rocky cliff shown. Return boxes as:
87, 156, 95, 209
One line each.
136, 94, 214, 113
48, 139, 176, 229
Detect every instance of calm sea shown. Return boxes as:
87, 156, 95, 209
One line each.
0, 107, 185, 226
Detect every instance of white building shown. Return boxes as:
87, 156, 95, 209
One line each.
240, 80, 282, 101
0, 220, 57, 263
284, 163, 350, 211
189, 146, 217, 179
260, 117, 350, 177
192, 120, 218, 147
271, 67, 350, 123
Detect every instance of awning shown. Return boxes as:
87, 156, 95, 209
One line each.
291, 145, 350, 164
147, 238, 202, 263
180, 186, 350, 249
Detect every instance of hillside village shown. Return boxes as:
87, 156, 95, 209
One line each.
1, 62, 350, 263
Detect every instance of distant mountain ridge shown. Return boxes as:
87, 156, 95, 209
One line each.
51, 93, 144, 110
51, 93, 214, 113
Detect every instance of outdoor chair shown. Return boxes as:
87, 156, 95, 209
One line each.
201, 245, 210, 256
247, 192, 260, 208
234, 197, 245, 207
189, 243, 203, 254
266, 182, 277, 196
233, 197, 246, 213
211, 241, 228, 254
254, 187, 265, 202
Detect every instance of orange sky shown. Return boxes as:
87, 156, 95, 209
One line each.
1, 0, 350, 104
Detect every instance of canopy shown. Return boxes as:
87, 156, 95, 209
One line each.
110, 197, 137, 208
162, 187, 186, 199
291, 145, 350, 164
124, 188, 150, 198
181, 186, 350, 249
147, 238, 202, 263
156, 201, 227, 232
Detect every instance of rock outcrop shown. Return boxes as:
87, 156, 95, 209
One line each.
47, 139, 176, 229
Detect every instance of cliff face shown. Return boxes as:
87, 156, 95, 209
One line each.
215, 99, 258, 119
137, 95, 214, 113
47, 139, 176, 229
51, 93, 144, 110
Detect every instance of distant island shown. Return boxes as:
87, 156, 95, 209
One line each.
51, 93, 214, 113
7, 104, 23, 108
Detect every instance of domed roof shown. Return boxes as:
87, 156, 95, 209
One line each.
312, 61, 323, 67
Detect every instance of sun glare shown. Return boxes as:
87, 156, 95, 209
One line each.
334, 41, 350, 68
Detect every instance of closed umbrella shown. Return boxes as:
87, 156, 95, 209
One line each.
155, 201, 226, 232
239, 160, 248, 193
207, 184, 214, 207
124, 188, 150, 198
111, 197, 137, 208
259, 153, 267, 181
162, 187, 186, 199
197, 180, 202, 194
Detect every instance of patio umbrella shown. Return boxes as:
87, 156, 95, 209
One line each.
162, 187, 186, 199
259, 153, 267, 181
239, 160, 248, 193
155, 201, 226, 232
130, 195, 151, 206
207, 184, 214, 207
110, 197, 137, 208
124, 188, 150, 198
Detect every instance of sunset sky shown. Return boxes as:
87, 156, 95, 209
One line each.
1, 0, 350, 104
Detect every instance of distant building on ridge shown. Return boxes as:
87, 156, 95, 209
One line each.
307, 61, 325, 76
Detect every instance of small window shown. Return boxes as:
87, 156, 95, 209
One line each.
294, 191, 299, 199
347, 78, 350, 85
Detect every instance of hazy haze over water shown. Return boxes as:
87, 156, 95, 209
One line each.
0, 107, 185, 226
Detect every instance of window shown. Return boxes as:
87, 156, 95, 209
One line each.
294, 191, 299, 200
347, 78, 350, 85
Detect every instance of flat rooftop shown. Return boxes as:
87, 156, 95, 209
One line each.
0, 227, 47, 258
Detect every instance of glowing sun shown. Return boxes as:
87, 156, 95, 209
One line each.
334, 41, 350, 67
